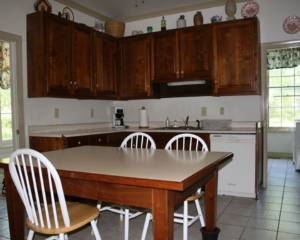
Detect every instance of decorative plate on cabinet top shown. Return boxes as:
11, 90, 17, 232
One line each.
283, 16, 300, 34
241, 0, 259, 18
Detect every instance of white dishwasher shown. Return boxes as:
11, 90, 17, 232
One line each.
210, 134, 256, 198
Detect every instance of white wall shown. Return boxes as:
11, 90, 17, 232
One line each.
1, 0, 300, 152
121, 0, 300, 154
0, 0, 113, 146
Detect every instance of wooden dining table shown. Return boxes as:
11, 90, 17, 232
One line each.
0, 146, 233, 240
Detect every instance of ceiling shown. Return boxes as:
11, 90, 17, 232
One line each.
56, 0, 245, 21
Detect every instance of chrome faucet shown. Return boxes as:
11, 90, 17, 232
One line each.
184, 116, 189, 128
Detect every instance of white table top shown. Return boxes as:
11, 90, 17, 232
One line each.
43, 146, 232, 183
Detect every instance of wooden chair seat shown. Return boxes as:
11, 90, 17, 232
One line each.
185, 192, 204, 202
27, 202, 99, 235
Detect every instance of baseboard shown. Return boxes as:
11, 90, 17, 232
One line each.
268, 152, 293, 159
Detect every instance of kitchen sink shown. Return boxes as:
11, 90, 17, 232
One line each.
152, 126, 202, 130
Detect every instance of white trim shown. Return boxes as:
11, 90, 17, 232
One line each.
0, 31, 25, 150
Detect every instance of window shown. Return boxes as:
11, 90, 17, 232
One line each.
267, 47, 300, 128
0, 40, 12, 146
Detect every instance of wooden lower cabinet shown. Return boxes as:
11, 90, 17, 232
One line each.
30, 132, 210, 152
30, 137, 65, 152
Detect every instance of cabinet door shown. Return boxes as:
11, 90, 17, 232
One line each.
94, 33, 117, 98
179, 25, 213, 80
71, 24, 94, 97
120, 36, 152, 99
153, 31, 179, 82
45, 15, 72, 97
213, 18, 260, 95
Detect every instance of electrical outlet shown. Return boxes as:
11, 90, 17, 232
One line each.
90, 108, 94, 118
220, 107, 225, 115
201, 107, 207, 116
54, 108, 59, 119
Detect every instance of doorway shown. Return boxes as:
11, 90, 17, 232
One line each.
0, 31, 24, 158
262, 41, 300, 187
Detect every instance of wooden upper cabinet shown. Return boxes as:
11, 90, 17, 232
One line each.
27, 12, 72, 97
119, 35, 152, 99
180, 25, 212, 80
213, 18, 260, 95
153, 25, 213, 83
94, 33, 117, 99
71, 24, 94, 98
153, 31, 179, 82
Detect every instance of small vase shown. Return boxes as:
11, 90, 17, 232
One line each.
225, 0, 237, 20
193, 11, 203, 26
177, 15, 186, 28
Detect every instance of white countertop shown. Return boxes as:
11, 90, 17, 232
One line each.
29, 122, 257, 138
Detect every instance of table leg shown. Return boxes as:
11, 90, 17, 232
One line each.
152, 189, 174, 240
202, 171, 220, 240
4, 169, 25, 240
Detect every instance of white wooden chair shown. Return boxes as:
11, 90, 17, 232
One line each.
9, 148, 101, 240
99, 132, 156, 240
142, 133, 207, 240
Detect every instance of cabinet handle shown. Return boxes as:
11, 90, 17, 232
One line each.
98, 138, 101, 142
70, 81, 73, 85
77, 141, 81, 145
181, 70, 184, 76
73, 81, 77, 85
176, 71, 180, 78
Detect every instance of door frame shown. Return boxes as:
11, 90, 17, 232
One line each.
261, 40, 300, 187
0, 31, 25, 152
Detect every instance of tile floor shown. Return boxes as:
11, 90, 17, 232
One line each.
0, 159, 300, 239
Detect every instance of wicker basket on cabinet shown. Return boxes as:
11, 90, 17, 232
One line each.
105, 20, 125, 37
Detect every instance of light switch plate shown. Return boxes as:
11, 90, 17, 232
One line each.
220, 107, 225, 115
54, 108, 59, 119
90, 108, 94, 118
201, 107, 207, 116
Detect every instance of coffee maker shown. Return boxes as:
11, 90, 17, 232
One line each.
112, 107, 125, 128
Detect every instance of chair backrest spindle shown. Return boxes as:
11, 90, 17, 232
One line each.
120, 132, 156, 150
9, 149, 71, 230
165, 133, 208, 152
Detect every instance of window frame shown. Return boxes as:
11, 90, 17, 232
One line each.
0, 40, 13, 148
265, 41, 300, 131
268, 65, 300, 129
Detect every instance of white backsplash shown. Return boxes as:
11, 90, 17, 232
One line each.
113, 95, 262, 124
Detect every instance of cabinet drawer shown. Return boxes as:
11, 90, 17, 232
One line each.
66, 136, 90, 147
88, 134, 108, 146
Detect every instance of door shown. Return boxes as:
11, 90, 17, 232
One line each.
213, 18, 260, 95
153, 31, 179, 82
0, 32, 24, 157
180, 25, 213, 80
72, 24, 94, 98
45, 15, 72, 97
94, 33, 117, 98
119, 36, 152, 99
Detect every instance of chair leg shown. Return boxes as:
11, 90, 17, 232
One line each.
124, 209, 129, 240
195, 199, 205, 227
120, 207, 124, 221
91, 219, 102, 240
183, 200, 188, 240
27, 230, 34, 240
141, 213, 152, 240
